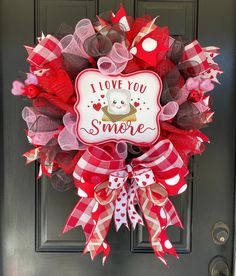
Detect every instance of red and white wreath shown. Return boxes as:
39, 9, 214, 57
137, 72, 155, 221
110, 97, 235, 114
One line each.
12, 4, 222, 266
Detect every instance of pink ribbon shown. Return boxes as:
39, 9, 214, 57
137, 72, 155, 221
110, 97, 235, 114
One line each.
177, 77, 214, 113
160, 101, 179, 121
60, 19, 95, 60
58, 113, 87, 151
22, 106, 61, 146
97, 42, 133, 75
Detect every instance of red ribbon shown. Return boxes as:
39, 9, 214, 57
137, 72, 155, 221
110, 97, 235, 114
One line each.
62, 139, 188, 265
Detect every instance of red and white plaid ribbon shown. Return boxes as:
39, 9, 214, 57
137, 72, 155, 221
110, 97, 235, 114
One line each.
63, 139, 188, 265
27, 34, 62, 69
180, 40, 223, 83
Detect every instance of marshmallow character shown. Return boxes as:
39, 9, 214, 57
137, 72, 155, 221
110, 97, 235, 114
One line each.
107, 89, 131, 115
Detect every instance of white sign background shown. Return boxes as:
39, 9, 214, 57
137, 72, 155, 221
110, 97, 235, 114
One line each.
74, 69, 162, 146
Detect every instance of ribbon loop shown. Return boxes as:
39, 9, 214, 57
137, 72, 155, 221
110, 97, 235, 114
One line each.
94, 182, 119, 205
132, 167, 155, 187
146, 184, 168, 206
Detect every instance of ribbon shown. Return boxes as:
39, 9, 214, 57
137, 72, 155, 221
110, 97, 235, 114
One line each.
96, 5, 169, 67
160, 121, 209, 164
160, 101, 179, 121
97, 42, 133, 75
58, 112, 87, 151
63, 139, 188, 265
26, 34, 62, 71
179, 40, 223, 83
172, 77, 215, 130
61, 19, 95, 60
22, 106, 62, 146
110, 4, 132, 32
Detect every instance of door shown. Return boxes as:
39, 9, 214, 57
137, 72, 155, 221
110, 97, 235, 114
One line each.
1, 0, 235, 275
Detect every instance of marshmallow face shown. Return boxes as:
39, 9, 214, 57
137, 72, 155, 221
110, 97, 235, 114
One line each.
107, 89, 131, 115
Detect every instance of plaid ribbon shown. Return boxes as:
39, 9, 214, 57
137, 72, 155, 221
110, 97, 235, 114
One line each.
63, 139, 188, 265
23, 146, 42, 164
180, 40, 223, 83
23, 146, 53, 177
27, 34, 62, 69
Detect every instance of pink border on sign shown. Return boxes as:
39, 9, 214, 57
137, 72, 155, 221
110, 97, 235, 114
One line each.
74, 68, 163, 147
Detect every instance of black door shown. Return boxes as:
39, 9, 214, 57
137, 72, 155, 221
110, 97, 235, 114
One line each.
1, 0, 235, 275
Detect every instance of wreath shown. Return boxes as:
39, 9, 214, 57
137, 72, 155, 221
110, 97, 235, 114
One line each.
11, 5, 222, 266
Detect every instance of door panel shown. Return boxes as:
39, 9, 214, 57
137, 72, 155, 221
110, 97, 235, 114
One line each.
36, 0, 97, 34
136, 1, 196, 40
1, 0, 235, 275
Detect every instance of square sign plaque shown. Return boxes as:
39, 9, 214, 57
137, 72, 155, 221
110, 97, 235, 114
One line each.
74, 69, 162, 146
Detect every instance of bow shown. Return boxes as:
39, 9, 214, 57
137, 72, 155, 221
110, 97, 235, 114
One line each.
62, 139, 188, 265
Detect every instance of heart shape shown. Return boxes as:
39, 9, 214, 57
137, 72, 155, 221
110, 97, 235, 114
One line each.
121, 213, 125, 217
11, 81, 25, 96
134, 102, 140, 107
92, 103, 101, 111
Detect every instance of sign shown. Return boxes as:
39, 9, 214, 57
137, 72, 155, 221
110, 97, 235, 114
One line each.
74, 69, 162, 146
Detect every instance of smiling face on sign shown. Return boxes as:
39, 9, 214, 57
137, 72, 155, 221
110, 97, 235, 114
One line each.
107, 89, 131, 115
74, 69, 162, 146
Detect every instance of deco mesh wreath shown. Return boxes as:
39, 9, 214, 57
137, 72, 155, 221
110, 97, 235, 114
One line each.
12, 5, 222, 266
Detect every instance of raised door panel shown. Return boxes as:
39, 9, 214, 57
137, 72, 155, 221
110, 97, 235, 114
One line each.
36, 0, 97, 35
136, 1, 196, 40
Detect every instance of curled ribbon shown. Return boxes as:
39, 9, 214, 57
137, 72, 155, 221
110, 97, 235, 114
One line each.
160, 101, 179, 121
22, 106, 61, 146
97, 42, 133, 75
62, 139, 188, 265
61, 19, 95, 60
58, 112, 87, 151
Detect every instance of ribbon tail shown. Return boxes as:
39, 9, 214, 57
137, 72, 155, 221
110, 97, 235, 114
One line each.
137, 188, 164, 258
128, 182, 144, 229
23, 146, 42, 164
88, 241, 110, 265
137, 188, 179, 266
164, 199, 183, 229
62, 198, 96, 241
114, 186, 129, 231
83, 203, 114, 262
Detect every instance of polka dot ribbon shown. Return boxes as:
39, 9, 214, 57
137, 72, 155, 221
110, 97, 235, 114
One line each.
64, 139, 188, 265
